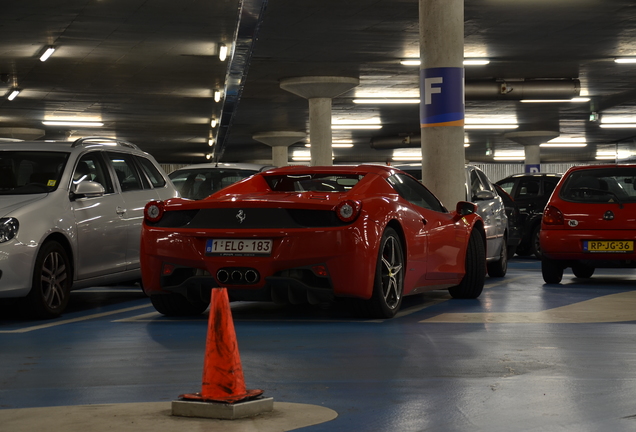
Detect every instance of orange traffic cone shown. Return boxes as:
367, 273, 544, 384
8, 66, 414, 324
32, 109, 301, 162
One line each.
179, 287, 263, 404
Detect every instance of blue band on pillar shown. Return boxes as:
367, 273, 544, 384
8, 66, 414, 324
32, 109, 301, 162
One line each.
420, 67, 465, 128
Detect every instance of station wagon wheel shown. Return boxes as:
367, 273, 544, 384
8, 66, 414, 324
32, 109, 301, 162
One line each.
572, 262, 595, 279
486, 234, 508, 277
23, 241, 72, 319
541, 257, 564, 284
530, 225, 542, 259
359, 227, 404, 319
449, 229, 486, 299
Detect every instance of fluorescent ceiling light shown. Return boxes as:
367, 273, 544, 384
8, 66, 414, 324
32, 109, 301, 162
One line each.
615, 57, 636, 64
399, 58, 490, 66
210, 118, 217, 128
305, 143, 354, 148
540, 137, 587, 147
392, 149, 421, 161
493, 156, 525, 161
39, 46, 56, 62
218, 44, 228, 61
465, 117, 518, 125
465, 124, 519, 130
42, 120, 104, 127
600, 123, 636, 128
7, 89, 20, 101
353, 98, 419, 104
332, 125, 382, 130
214, 89, 222, 102
521, 97, 590, 103
205, 154, 212, 160
208, 138, 215, 146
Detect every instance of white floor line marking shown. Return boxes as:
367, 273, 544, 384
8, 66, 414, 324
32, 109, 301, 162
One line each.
0, 304, 153, 333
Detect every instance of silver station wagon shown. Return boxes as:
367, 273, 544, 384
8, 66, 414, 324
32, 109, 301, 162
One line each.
0, 137, 178, 318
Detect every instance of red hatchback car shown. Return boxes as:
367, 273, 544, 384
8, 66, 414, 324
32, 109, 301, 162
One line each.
140, 165, 487, 319
541, 164, 636, 283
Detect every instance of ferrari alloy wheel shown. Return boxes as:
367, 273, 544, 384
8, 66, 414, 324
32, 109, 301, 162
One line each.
541, 257, 563, 284
150, 291, 210, 316
24, 241, 72, 319
449, 229, 486, 299
572, 262, 595, 279
487, 234, 508, 277
361, 227, 404, 319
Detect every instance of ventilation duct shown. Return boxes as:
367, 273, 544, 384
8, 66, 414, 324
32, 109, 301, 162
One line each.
465, 79, 580, 100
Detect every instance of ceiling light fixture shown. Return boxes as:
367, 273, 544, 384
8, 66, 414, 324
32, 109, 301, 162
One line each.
521, 97, 590, 103
7, 88, 20, 101
39, 46, 56, 62
214, 89, 222, 102
205, 153, 212, 160
399, 58, 490, 66
219, 44, 228, 61
42, 120, 104, 127
540, 137, 587, 147
465, 124, 519, 130
353, 98, 419, 104
208, 138, 215, 146
210, 118, 218, 128
305, 143, 354, 148
615, 57, 636, 64
332, 125, 383, 130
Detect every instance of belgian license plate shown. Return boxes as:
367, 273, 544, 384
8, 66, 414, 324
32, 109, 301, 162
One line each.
205, 239, 272, 256
583, 240, 634, 253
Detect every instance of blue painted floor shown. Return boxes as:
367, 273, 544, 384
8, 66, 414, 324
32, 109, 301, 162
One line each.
3, 258, 636, 431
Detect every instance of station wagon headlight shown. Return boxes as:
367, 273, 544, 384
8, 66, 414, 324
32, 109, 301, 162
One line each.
0, 218, 19, 243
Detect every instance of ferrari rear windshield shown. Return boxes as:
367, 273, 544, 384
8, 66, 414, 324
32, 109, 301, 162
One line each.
264, 173, 364, 192
561, 167, 636, 204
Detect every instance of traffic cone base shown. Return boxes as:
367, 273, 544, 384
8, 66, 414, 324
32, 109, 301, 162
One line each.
179, 388, 264, 404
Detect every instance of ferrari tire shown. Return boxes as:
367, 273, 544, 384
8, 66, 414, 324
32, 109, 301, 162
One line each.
359, 227, 405, 319
150, 292, 209, 316
572, 262, 595, 279
449, 229, 486, 299
541, 257, 563, 284
487, 235, 508, 277
23, 241, 72, 319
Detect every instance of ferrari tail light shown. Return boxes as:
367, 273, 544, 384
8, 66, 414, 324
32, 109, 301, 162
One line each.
543, 205, 564, 225
144, 200, 165, 223
312, 265, 329, 277
335, 200, 361, 223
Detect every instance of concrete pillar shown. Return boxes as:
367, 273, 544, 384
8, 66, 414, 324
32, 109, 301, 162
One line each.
252, 131, 307, 167
504, 130, 559, 172
280, 76, 359, 166
419, 0, 466, 208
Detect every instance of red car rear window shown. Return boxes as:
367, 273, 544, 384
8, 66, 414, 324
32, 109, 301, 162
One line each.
264, 174, 364, 192
561, 167, 636, 203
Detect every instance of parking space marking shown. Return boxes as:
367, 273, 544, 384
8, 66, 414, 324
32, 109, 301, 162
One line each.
0, 304, 153, 333
421, 291, 636, 323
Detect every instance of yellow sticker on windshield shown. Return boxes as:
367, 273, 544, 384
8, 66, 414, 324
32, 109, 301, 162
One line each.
47, 180, 56, 187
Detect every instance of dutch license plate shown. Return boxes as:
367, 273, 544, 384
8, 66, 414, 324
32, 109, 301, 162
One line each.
205, 239, 272, 256
583, 240, 634, 253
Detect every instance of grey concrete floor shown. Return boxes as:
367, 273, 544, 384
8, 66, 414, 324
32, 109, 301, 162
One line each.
2, 258, 636, 431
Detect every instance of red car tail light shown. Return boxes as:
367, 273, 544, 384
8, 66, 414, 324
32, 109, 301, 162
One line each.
543, 205, 564, 225
335, 200, 361, 223
144, 200, 165, 223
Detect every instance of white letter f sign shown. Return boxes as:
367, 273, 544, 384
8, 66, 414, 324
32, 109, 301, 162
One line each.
424, 77, 443, 105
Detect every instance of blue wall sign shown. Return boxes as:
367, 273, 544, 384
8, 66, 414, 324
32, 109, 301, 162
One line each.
525, 164, 541, 173
420, 67, 465, 128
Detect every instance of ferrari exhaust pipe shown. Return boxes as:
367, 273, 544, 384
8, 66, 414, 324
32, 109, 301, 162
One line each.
216, 269, 230, 284
244, 269, 259, 284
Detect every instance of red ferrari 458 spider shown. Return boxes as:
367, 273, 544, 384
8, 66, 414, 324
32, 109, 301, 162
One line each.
141, 165, 487, 318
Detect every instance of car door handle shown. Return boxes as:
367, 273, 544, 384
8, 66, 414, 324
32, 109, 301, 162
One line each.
116, 206, 126, 216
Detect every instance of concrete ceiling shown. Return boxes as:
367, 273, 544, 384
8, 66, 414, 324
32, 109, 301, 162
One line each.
2, 0, 636, 165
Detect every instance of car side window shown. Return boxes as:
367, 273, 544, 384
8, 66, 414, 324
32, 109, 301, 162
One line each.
136, 156, 166, 188
106, 152, 144, 192
497, 179, 515, 195
73, 153, 114, 194
517, 178, 540, 197
470, 170, 488, 200
543, 178, 558, 196
387, 174, 446, 212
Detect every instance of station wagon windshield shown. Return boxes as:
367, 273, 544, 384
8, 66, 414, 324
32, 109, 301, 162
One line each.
0, 151, 69, 194
265, 174, 364, 192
